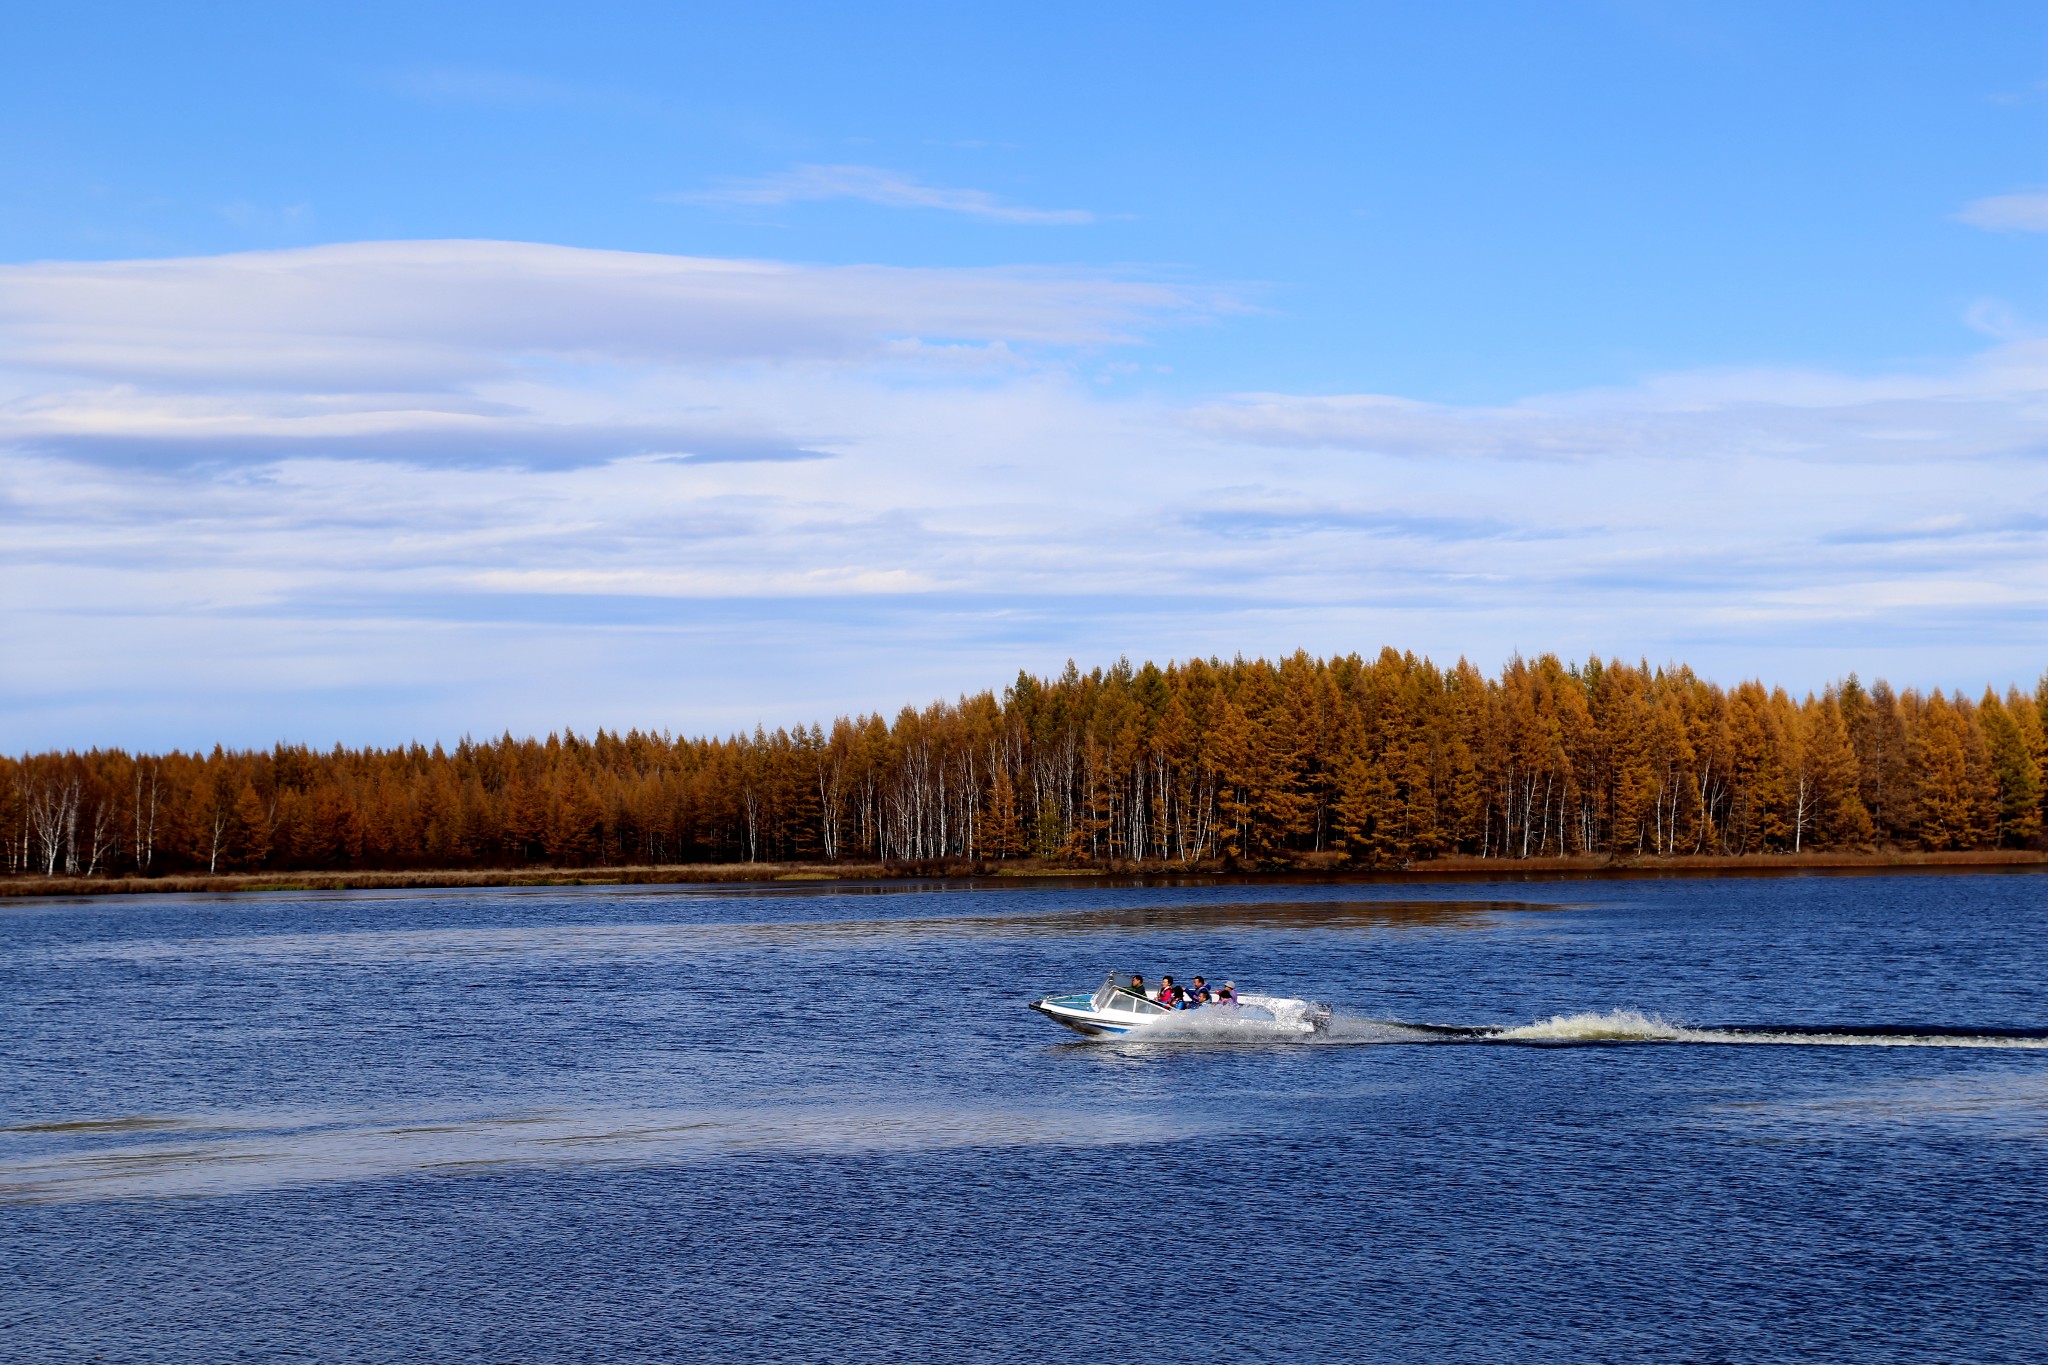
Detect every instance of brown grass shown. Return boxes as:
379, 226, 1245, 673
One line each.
3, 846, 2044, 899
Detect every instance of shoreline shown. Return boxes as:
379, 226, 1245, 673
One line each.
4, 848, 2045, 899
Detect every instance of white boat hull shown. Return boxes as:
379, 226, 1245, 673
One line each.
1028, 992, 1153, 1036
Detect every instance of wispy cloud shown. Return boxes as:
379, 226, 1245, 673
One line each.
217, 201, 314, 232
0, 240, 1184, 392
0, 240, 1213, 479
1988, 80, 2048, 107
1184, 503, 1542, 544
1956, 190, 2048, 232
1184, 346, 2048, 466
377, 65, 594, 108
2, 239, 2043, 748
678, 164, 1095, 225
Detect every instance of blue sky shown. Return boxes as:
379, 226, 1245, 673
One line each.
3, 1, 2044, 749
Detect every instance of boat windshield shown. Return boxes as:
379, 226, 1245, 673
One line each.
1091, 975, 1118, 1011
1089, 973, 1170, 1015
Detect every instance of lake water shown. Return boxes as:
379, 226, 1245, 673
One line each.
4, 872, 2046, 1363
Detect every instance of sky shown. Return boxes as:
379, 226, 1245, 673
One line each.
2, 0, 2044, 752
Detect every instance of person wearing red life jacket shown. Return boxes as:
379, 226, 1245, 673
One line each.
1157, 975, 1180, 1007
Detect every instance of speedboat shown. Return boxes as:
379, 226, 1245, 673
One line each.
1029, 973, 1173, 1036
1029, 973, 1330, 1039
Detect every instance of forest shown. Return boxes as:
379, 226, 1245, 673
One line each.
5, 651, 2045, 879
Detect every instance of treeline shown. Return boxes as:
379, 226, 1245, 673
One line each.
6, 651, 2046, 878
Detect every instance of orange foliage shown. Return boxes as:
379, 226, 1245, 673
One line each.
5, 652, 2044, 875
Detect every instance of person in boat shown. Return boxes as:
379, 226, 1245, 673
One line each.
1128, 973, 1148, 999
1157, 975, 1180, 1007
1186, 976, 1208, 1007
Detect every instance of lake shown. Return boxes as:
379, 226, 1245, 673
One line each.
4, 871, 2046, 1363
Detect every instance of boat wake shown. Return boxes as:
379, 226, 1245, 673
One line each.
1104, 1004, 2048, 1049
1413, 1008, 2048, 1048
1119, 994, 1331, 1041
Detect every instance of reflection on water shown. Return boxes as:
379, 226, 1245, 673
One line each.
971, 897, 1520, 935
0, 1104, 1190, 1204
1710, 1072, 2048, 1140
34, 897, 1534, 966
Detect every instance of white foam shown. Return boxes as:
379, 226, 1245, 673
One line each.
1106, 1002, 2048, 1050
1120, 995, 1326, 1041
1236, 993, 1326, 1032
1484, 1008, 2048, 1049
1314, 1014, 1448, 1044
1491, 1008, 1694, 1043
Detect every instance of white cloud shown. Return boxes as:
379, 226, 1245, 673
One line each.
0, 240, 1184, 385
1956, 190, 2048, 232
1, 239, 2043, 749
1185, 344, 2048, 465
679, 164, 1096, 225
0, 240, 1209, 469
